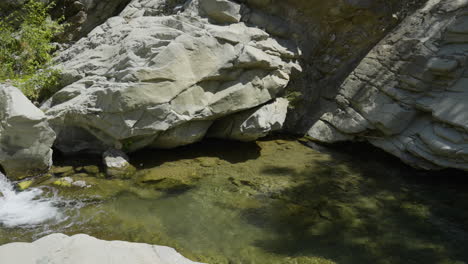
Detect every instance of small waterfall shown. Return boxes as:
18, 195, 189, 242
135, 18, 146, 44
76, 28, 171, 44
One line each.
0, 172, 63, 228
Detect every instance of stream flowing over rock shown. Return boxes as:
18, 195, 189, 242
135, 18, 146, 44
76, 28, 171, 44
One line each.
0, 233, 204, 264
43, 0, 300, 153
0, 85, 55, 179
307, 0, 468, 171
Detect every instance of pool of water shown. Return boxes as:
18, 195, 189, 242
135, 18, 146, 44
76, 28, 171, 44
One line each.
1, 138, 468, 264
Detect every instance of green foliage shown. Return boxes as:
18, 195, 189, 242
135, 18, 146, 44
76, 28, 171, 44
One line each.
0, 0, 64, 101
14, 68, 62, 100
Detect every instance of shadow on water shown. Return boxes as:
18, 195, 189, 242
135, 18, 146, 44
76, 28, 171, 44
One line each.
242, 140, 468, 264
131, 139, 261, 168
8, 137, 468, 264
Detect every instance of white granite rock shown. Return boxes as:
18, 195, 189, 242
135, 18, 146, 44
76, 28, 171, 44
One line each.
0, 84, 56, 179
103, 149, 136, 178
0, 233, 204, 264
43, 0, 300, 153
209, 98, 289, 141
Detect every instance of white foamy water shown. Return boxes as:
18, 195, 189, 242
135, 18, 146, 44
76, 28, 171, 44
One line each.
0, 172, 64, 228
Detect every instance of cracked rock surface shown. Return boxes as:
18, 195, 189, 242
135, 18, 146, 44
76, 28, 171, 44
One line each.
43, 0, 301, 153
307, 0, 468, 171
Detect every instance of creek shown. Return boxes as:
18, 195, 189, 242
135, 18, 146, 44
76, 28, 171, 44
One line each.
0, 138, 467, 264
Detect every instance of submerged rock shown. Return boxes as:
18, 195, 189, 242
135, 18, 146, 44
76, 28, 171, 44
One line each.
135, 164, 204, 192
0, 233, 204, 264
50, 166, 76, 177
53, 177, 74, 187
0, 84, 56, 179
43, 0, 300, 154
17, 180, 33, 191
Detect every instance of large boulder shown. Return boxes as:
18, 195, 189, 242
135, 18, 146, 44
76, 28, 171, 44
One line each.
43, 0, 301, 153
307, 1, 468, 171
0, 233, 204, 264
0, 84, 56, 179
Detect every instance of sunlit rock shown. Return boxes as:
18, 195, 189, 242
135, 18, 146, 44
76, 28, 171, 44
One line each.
209, 98, 290, 141
103, 149, 136, 178
0, 233, 204, 264
0, 84, 56, 179
43, 0, 300, 153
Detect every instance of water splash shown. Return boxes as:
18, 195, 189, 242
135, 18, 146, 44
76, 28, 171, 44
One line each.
0, 172, 64, 228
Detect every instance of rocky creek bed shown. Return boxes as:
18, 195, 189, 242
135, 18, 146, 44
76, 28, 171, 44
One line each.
1, 138, 468, 264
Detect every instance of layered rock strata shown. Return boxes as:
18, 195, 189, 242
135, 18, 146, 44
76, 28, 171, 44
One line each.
307, 1, 468, 170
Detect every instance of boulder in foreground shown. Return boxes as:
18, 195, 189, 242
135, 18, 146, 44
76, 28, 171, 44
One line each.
0, 233, 204, 264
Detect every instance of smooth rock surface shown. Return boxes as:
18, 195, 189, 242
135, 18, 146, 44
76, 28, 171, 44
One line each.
44, 0, 300, 153
103, 149, 136, 178
0, 233, 204, 264
198, 0, 242, 24
0, 84, 56, 179
307, 0, 468, 171
209, 98, 289, 141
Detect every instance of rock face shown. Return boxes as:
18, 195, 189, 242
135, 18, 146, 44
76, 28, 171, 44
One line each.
0, 85, 56, 179
43, 0, 300, 153
0, 233, 204, 264
209, 98, 289, 141
233, 0, 427, 132
307, 0, 468, 171
53, 0, 133, 41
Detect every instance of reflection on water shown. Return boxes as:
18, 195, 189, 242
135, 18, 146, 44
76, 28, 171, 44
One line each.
0, 138, 467, 264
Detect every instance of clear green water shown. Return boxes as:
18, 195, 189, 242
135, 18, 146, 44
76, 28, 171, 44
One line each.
1, 138, 468, 264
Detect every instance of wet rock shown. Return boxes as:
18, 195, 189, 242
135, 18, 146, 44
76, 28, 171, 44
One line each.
72, 180, 89, 188
50, 166, 76, 177
0, 233, 204, 264
18, 180, 33, 191
17, 174, 53, 190
82, 165, 100, 175
136, 166, 200, 192
0, 85, 56, 180
103, 149, 136, 178
52, 177, 89, 188
53, 177, 74, 187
